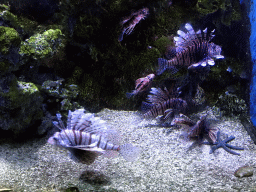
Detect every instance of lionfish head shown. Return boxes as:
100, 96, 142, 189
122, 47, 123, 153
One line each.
141, 8, 149, 15
208, 43, 224, 59
48, 132, 62, 147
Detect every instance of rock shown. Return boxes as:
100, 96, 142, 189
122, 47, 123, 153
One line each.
0, 74, 43, 137
0, 26, 21, 75
234, 166, 254, 178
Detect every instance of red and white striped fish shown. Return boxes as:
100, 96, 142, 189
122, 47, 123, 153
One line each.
157, 23, 224, 75
48, 109, 140, 165
118, 7, 149, 42
172, 114, 217, 143
126, 73, 155, 99
141, 87, 188, 122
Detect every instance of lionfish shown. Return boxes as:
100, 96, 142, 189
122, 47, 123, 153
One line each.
118, 7, 149, 42
157, 23, 224, 75
126, 73, 155, 98
172, 114, 218, 143
141, 87, 187, 123
48, 109, 140, 165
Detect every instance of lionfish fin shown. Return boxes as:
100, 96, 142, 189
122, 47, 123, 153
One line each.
157, 58, 168, 75
213, 55, 224, 59
173, 114, 195, 126
55, 113, 65, 129
126, 91, 135, 99
103, 150, 119, 158
52, 121, 63, 130
119, 143, 140, 162
157, 58, 178, 75
174, 23, 215, 48
188, 58, 215, 70
118, 31, 125, 42
162, 108, 174, 123
147, 87, 170, 104
69, 149, 101, 165
165, 46, 177, 59
141, 101, 153, 113
67, 109, 110, 138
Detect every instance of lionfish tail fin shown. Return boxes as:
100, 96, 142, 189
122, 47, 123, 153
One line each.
157, 58, 168, 75
126, 91, 135, 99
119, 144, 141, 161
118, 31, 124, 42
158, 58, 179, 75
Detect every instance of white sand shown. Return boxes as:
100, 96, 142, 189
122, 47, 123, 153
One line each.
0, 108, 255, 191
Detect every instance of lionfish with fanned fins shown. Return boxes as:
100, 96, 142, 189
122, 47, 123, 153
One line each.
141, 87, 188, 123
172, 114, 218, 143
48, 109, 140, 165
157, 23, 224, 75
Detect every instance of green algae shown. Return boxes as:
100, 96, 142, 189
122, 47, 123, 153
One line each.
19, 29, 64, 60
0, 7, 38, 35
0, 77, 43, 134
0, 26, 21, 54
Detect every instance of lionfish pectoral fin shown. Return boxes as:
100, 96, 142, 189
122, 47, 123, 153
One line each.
119, 144, 141, 161
125, 25, 135, 35
71, 145, 105, 154
69, 142, 99, 149
213, 55, 224, 59
69, 149, 100, 165
162, 109, 174, 123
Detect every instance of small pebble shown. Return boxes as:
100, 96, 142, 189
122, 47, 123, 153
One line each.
234, 166, 254, 178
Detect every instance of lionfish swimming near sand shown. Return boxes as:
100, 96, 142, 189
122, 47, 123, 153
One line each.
141, 87, 188, 123
126, 73, 155, 98
172, 114, 217, 143
118, 7, 149, 42
157, 23, 224, 75
48, 109, 140, 165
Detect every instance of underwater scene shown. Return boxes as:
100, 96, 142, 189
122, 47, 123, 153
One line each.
0, 0, 256, 191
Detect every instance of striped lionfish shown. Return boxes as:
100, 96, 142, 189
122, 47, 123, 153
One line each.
142, 87, 187, 123
157, 23, 224, 75
48, 109, 140, 165
172, 114, 217, 143
118, 7, 149, 42
126, 73, 155, 99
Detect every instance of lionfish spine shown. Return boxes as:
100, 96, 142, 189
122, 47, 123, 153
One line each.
143, 98, 187, 119
59, 130, 119, 151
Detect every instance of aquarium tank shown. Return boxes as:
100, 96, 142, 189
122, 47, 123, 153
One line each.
0, 0, 256, 191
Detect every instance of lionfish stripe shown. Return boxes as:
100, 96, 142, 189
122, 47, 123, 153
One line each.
62, 130, 75, 145
72, 130, 78, 145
